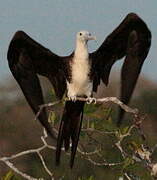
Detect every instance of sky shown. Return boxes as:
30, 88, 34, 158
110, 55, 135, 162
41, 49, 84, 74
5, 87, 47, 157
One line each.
0, 0, 157, 84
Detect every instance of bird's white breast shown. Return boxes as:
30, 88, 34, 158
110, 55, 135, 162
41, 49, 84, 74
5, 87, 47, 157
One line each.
67, 57, 93, 97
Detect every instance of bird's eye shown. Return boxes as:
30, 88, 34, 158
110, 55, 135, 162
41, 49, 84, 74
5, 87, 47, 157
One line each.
89, 33, 91, 36
79, 33, 82, 36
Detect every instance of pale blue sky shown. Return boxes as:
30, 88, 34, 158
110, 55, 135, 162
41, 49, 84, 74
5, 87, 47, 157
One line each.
0, 0, 157, 83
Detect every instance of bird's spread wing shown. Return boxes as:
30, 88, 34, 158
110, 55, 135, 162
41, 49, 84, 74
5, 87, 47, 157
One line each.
90, 13, 151, 125
7, 31, 67, 138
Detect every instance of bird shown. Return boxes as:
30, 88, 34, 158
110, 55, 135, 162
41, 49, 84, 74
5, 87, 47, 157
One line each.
7, 13, 151, 168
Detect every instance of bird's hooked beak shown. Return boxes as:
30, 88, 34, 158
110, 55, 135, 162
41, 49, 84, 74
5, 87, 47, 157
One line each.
87, 35, 96, 41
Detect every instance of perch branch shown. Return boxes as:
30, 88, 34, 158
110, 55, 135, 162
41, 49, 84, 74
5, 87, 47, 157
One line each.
0, 96, 153, 179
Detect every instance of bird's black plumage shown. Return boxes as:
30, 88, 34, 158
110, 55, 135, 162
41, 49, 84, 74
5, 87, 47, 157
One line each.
56, 101, 85, 168
7, 13, 151, 167
90, 13, 151, 125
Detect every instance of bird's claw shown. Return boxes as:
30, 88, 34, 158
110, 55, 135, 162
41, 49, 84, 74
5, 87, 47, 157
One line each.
68, 95, 77, 102
86, 97, 97, 104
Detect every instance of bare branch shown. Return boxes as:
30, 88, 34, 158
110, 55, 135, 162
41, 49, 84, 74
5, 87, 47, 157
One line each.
84, 155, 122, 167
0, 96, 155, 179
35, 100, 61, 121
0, 158, 39, 180
37, 151, 54, 179
124, 173, 132, 180
75, 97, 139, 115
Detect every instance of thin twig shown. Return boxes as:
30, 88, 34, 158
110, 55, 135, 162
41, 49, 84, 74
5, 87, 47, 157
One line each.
0, 158, 39, 180
0, 97, 153, 179
35, 100, 61, 121
124, 173, 132, 180
84, 156, 122, 166
37, 151, 54, 179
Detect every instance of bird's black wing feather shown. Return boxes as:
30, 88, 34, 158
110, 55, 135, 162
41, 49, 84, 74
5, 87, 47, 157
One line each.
7, 31, 67, 138
56, 101, 85, 168
90, 13, 151, 125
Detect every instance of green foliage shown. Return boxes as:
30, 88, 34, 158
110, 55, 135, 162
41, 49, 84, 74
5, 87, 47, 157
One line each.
134, 89, 157, 117
122, 157, 135, 170
78, 176, 95, 180
48, 111, 57, 125
1, 171, 18, 180
1, 87, 157, 179
38, 100, 154, 179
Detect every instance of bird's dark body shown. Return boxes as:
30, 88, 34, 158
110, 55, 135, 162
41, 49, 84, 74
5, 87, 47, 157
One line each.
7, 13, 151, 167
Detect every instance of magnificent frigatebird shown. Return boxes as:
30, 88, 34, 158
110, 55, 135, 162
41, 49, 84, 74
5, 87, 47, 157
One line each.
7, 13, 151, 168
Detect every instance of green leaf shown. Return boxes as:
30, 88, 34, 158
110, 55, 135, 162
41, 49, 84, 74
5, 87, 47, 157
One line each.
1, 171, 17, 180
123, 157, 134, 170
88, 176, 94, 180
121, 126, 129, 135
115, 129, 121, 139
78, 176, 94, 180
84, 104, 98, 115
90, 122, 95, 129
48, 111, 56, 125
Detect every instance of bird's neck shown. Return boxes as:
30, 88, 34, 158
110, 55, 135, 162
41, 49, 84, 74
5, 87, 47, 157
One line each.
74, 40, 89, 60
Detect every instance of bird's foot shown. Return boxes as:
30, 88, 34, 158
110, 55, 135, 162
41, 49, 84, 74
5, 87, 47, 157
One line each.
68, 95, 77, 102
86, 97, 97, 104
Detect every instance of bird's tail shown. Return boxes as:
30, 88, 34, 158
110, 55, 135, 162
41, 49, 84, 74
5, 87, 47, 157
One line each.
56, 100, 85, 168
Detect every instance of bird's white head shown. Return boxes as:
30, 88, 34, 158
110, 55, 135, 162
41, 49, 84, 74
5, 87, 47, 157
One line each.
76, 30, 96, 43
